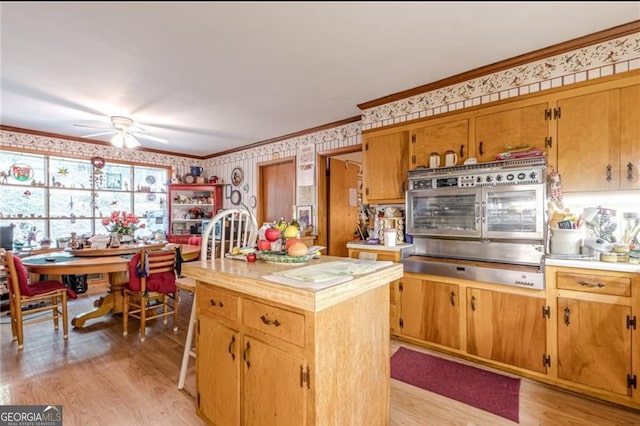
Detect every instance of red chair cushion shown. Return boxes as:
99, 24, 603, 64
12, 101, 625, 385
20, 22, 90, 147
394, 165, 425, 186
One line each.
126, 252, 176, 294
188, 236, 202, 246
12, 256, 77, 299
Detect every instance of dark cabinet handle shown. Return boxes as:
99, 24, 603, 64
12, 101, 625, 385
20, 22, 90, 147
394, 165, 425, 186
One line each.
228, 335, 236, 360
564, 307, 571, 326
260, 315, 281, 327
450, 291, 456, 306
459, 145, 464, 158
243, 341, 251, 368
606, 164, 612, 182
479, 141, 484, 156
578, 280, 605, 288
628, 162, 634, 182
209, 299, 224, 307
470, 295, 476, 311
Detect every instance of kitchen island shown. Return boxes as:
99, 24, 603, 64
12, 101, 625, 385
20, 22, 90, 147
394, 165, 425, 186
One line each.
183, 256, 403, 426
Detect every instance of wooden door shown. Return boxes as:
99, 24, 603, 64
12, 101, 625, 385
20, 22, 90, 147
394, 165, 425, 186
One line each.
412, 117, 469, 168
620, 85, 640, 190
556, 89, 620, 192
327, 158, 359, 257
197, 314, 240, 425
258, 159, 295, 225
400, 277, 461, 349
557, 297, 631, 395
362, 130, 409, 203
475, 101, 549, 162
242, 337, 307, 426
467, 288, 547, 373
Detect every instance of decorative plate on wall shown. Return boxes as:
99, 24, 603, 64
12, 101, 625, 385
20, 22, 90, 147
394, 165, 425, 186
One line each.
231, 167, 243, 186
230, 189, 241, 205
249, 195, 257, 208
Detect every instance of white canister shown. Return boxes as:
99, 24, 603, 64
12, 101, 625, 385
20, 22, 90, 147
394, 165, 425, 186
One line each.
383, 228, 397, 247
550, 228, 583, 255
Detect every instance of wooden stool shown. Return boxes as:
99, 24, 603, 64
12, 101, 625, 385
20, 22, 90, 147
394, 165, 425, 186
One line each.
176, 276, 196, 390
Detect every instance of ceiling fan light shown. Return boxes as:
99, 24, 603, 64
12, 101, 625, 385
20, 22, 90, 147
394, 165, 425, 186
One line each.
111, 133, 125, 148
124, 134, 141, 149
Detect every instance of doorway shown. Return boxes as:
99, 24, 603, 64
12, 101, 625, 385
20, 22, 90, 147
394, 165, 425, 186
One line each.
316, 145, 362, 256
257, 157, 296, 226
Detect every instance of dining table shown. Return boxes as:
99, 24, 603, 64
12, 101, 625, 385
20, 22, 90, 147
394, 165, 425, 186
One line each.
20, 243, 201, 327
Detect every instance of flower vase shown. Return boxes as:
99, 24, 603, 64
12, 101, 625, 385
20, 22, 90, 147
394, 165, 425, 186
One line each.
110, 232, 121, 248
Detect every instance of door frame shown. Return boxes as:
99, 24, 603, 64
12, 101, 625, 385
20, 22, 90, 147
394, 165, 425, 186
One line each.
315, 145, 362, 249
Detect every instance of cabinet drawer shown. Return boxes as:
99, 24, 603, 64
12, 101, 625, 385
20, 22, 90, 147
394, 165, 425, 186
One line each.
349, 249, 399, 263
197, 284, 240, 322
556, 272, 631, 297
243, 299, 305, 347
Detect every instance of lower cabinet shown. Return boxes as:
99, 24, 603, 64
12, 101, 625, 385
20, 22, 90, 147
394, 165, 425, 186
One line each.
399, 276, 461, 349
551, 267, 638, 404
466, 288, 547, 373
196, 277, 392, 425
196, 284, 309, 426
398, 266, 640, 410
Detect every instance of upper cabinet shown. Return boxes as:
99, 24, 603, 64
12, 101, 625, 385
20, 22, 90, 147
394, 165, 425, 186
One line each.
362, 128, 410, 204
411, 116, 470, 169
474, 100, 550, 163
555, 81, 640, 192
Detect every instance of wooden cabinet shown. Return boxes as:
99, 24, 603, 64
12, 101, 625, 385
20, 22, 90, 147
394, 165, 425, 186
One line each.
362, 128, 409, 204
466, 288, 547, 373
555, 83, 640, 192
167, 184, 223, 243
348, 246, 403, 335
474, 100, 550, 163
549, 267, 638, 403
399, 275, 461, 349
196, 282, 309, 426
410, 116, 470, 168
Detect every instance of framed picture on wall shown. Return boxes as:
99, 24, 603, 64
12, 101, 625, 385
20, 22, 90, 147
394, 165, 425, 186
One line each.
296, 205, 312, 230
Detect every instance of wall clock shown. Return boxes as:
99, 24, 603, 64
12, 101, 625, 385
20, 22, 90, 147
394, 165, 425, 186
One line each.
183, 173, 196, 184
91, 156, 105, 169
231, 167, 243, 186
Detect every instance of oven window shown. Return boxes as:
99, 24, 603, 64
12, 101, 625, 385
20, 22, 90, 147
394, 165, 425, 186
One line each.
485, 189, 539, 233
411, 193, 478, 234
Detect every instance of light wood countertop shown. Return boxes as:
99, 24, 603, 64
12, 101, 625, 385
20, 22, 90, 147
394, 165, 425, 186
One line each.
182, 255, 403, 312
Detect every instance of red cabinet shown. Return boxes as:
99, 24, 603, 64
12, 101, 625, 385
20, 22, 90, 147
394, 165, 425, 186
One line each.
167, 184, 223, 244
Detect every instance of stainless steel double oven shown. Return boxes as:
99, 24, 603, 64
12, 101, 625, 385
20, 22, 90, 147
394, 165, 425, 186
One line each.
404, 157, 547, 289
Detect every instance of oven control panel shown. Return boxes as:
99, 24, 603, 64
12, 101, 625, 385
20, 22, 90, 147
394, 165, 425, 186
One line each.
410, 166, 545, 189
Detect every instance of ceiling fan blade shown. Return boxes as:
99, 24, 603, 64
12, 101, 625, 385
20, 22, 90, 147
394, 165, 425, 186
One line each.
133, 132, 169, 144
82, 131, 116, 138
74, 123, 111, 130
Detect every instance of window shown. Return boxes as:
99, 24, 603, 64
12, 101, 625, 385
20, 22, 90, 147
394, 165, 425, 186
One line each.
0, 151, 169, 246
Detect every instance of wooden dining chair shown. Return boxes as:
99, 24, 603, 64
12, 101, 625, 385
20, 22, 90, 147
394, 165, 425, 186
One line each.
177, 206, 258, 390
2, 250, 77, 350
122, 247, 179, 342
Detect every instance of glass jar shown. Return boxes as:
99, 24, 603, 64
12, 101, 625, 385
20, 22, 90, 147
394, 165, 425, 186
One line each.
621, 212, 640, 245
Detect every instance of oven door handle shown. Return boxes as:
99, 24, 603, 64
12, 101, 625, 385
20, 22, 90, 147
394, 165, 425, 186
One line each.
475, 202, 481, 225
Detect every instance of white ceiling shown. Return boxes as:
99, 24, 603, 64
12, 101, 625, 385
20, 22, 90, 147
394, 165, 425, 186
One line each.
1, 2, 639, 157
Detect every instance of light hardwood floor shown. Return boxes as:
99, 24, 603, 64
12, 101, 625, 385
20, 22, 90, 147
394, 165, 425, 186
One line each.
2, 283, 640, 426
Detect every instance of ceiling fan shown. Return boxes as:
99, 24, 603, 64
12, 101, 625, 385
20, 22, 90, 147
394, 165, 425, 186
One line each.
74, 116, 169, 149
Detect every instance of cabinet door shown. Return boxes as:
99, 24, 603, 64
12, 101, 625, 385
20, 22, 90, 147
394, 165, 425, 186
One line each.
197, 313, 240, 426
475, 102, 549, 163
557, 297, 631, 396
557, 89, 620, 192
411, 118, 469, 168
390, 279, 400, 335
242, 336, 307, 426
362, 130, 409, 203
620, 85, 640, 190
400, 277, 460, 349
467, 288, 546, 373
